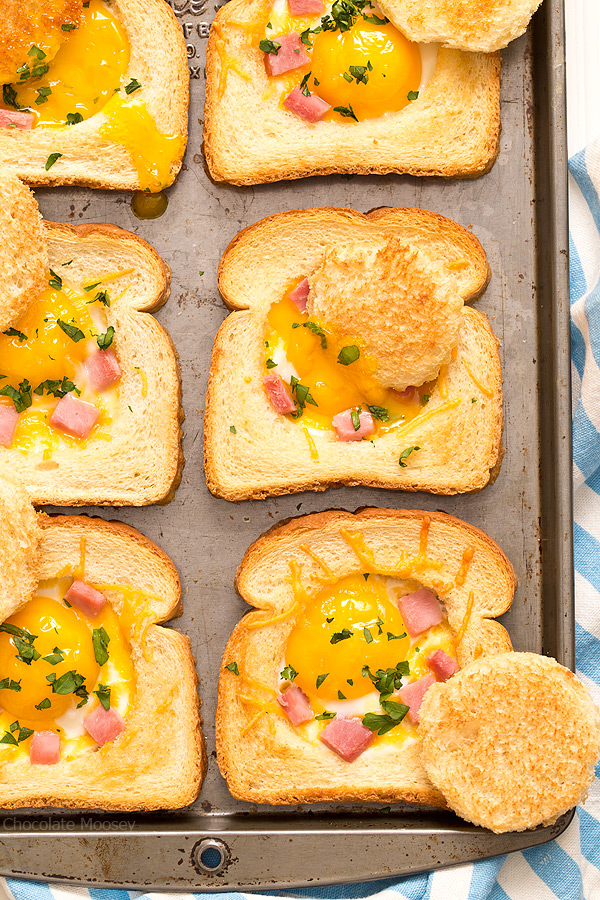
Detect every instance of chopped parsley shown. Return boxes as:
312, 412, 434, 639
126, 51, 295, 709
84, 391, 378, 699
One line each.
0, 380, 32, 413
399, 445, 420, 467
45, 152, 63, 171
407, 90, 419, 101
2, 85, 19, 110
34, 698, 51, 710
61, 23, 78, 31
351, 406, 361, 431
303, 321, 328, 348
0, 679, 21, 692
266, 358, 277, 368
280, 665, 298, 682
362, 699, 409, 735
259, 39, 281, 54
330, 628, 353, 644
94, 684, 111, 711
34, 377, 80, 399
290, 375, 318, 417
387, 631, 407, 641
35, 86, 52, 105
92, 627, 110, 666
0, 721, 33, 745
229, 425, 237, 434
42, 647, 65, 666
96, 326, 115, 350
348, 63, 371, 84
315, 710, 335, 720
66, 112, 84, 125
421, 394, 430, 405
337, 690, 346, 700
316, 673, 329, 689
363, 626, 373, 644
333, 104, 358, 122
46, 670, 88, 707
48, 270, 63, 290
57, 319, 85, 342
124, 78, 142, 95
87, 290, 110, 306
225, 661, 239, 675
363, 662, 409, 700
367, 405, 389, 421
3, 328, 27, 342
337, 345, 360, 365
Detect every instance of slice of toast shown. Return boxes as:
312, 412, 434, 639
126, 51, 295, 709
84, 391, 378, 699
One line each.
0, 221, 183, 506
0, 176, 47, 332
0, 0, 189, 190
204, 207, 503, 500
203, 0, 500, 184
217, 508, 516, 805
0, 508, 205, 811
377, 0, 544, 53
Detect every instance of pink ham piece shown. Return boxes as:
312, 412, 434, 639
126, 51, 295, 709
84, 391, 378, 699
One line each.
283, 86, 331, 123
427, 649, 459, 682
288, 0, 324, 13
0, 109, 34, 130
84, 704, 126, 747
65, 579, 107, 618
397, 588, 443, 639
264, 33, 309, 77
30, 731, 60, 765
263, 373, 297, 415
399, 674, 437, 725
277, 684, 313, 725
398, 386, 419, 403
288, 277, 310, 311
85, 349, 122, 392
332, 408, 375, 442
319, 716, 374, 762
50, 393, 100, 439
0, 404, 19, 447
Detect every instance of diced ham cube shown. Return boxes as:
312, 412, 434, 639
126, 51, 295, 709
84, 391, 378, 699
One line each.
332, 408, 375, 442
0, 404, 19, 447
30, 731, 60, 765
277, 683, 313, 725
263, 373, 297, 414
65, 579, 107, 618
264, 33, 309, 77
427, 649, 459, 682
397, 588, 443, 639
398, 386, 419, 403
0, 109, 34, 130
50, 393, 100, 439
319, 716, 374, 762
85, 349, 122, 392
399, 674, 437, 725
84, 705, 126, 747
288, 0, 324, 13
288, 277, 310, 311
283, 86, 330, 123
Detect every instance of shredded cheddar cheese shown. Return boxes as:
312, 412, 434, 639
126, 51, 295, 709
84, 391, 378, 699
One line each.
300, 543, 335, 580
452, 589, 475, 649
395, 399, 461, 440
454, 546, 475, 587
463, 360, 494, 398
302, 427, 319, 460
438, 364, 449, 399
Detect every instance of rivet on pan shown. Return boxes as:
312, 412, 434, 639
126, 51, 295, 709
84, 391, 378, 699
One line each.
192, 837, 230, 874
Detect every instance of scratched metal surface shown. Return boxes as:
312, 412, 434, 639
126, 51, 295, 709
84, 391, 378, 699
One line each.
0, 0, 572, 890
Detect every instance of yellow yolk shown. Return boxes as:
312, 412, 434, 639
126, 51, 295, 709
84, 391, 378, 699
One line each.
0, 589, 132, 733
286, 573, 411, 704
265, 291, 432, 433
310, 19, 421, 120
99, 95, 186, 193
7, 0, 129, 127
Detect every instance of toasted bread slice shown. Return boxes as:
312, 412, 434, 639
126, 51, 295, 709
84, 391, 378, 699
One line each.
378, 0, 544, 53
419, 653, 600, 832
0, 477, 41, 616
217, 508, 516, 805
0, 176, 47, 332
204, 207, 502, 500
203, 0, 500, 185
0, 0, 188, 191
0, 221, 182, 506
0, 512, 205, 810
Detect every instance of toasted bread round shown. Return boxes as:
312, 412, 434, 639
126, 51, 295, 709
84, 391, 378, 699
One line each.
308, 236, 464, 390
378, 0, 543, 53
0, 476, 41, 620
0, 0, 83, 83
0, 175, 48, 332
419, 652, 600, 833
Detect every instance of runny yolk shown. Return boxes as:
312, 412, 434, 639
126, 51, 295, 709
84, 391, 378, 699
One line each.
310, 19, 421, 120
0, 591, 132, 732
265, 290, 433, 433
286, 573, 412, 704
7, 0, 130, 127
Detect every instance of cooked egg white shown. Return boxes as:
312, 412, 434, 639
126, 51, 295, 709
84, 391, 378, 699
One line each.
265, 0, 438, 122
0, 576, 134, 758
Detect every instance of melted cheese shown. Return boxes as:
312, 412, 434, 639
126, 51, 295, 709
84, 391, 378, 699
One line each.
265, 291, 434, 435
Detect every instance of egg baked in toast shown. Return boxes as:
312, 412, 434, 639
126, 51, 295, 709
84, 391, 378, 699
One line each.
204, 0, 501, 184
0, 176, 181, 506
0, 0, 188, 191
217, 508, 516, 804
0, 477, 204, 810
204, 207, 503, 500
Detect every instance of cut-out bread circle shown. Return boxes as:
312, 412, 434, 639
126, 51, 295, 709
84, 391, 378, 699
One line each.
419, 652, 600, 832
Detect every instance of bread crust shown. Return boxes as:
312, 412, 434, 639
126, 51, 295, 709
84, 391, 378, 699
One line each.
0, 0, 189, 190
204, 207, 502, 500
419, 652, 600, 832
0, 222, 183, 506
203, 0, 501, 184
217, 507, 516, 805
0, 513, 206, 811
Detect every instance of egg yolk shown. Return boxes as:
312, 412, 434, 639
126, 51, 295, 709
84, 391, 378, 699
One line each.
265, 291, 432, 433
0, 596, 100, 726
6, 0, 129, 127
310, 19, 421, 121
285, 573, 412, 704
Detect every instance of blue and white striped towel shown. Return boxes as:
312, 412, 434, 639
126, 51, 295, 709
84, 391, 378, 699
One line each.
2, 139, 600, 900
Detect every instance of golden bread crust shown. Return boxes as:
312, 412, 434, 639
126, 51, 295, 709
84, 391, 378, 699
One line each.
419, 652, 600, 832
217, 508, 516, 804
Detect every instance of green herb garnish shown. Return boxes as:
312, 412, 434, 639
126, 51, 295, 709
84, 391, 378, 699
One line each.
337, 344, 360, 365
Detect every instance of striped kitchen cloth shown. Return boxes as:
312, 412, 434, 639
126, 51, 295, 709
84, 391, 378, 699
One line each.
2, 141, 600, 900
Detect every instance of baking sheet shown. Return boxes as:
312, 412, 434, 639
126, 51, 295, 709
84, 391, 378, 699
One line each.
0, 0, 572, 889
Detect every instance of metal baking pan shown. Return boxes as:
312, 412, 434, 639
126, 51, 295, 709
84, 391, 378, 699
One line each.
0, 0, 571, 890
